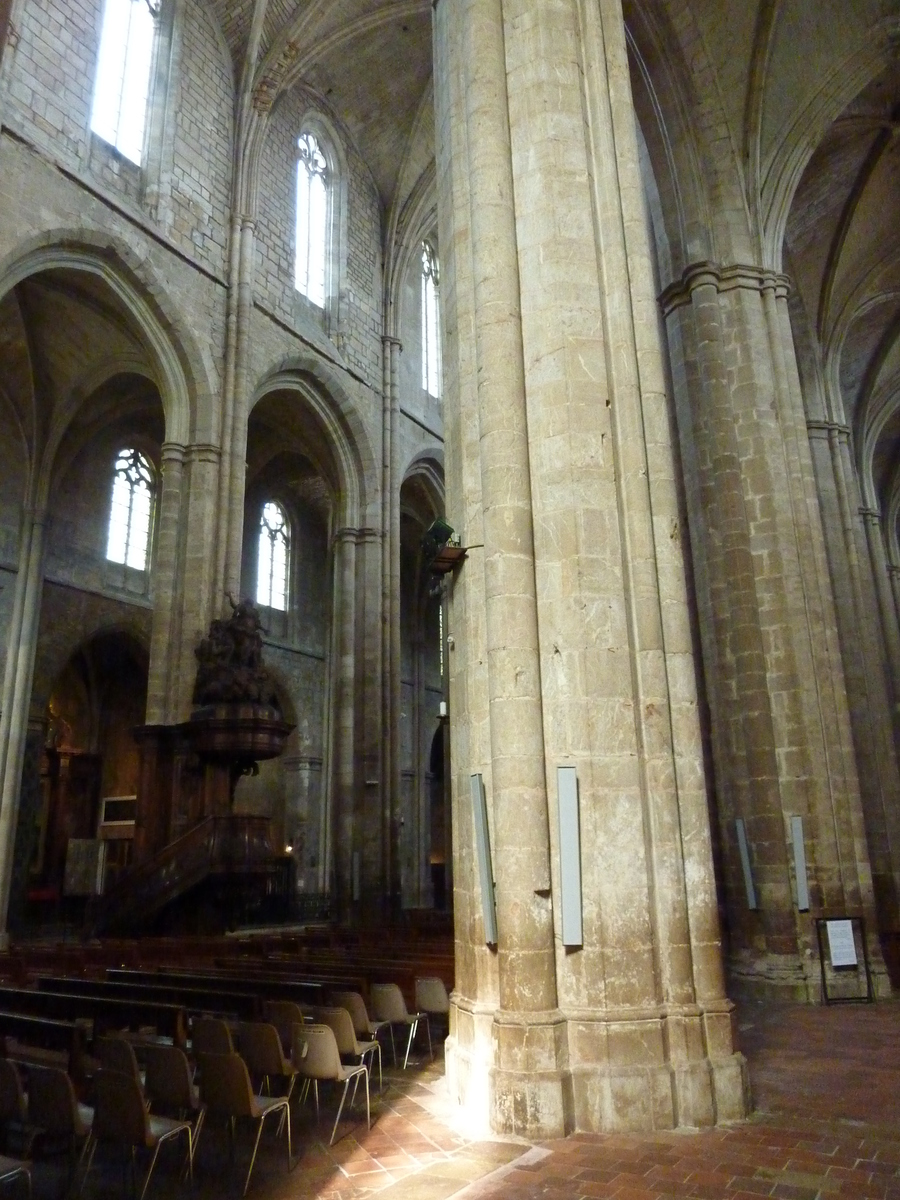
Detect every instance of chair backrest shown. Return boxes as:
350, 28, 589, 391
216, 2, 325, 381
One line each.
370, 982, 408, 1022
330, 991, 373, 1037
262, 1001, 305, 1052
192, 1017, 234, 1055
237, 1022, 287, 1076
93, 1069, 149, 1148
27, 1066, 84, 1137
96, 1035, 142, 1085
314, 1007, 357, 1056
0, 1059, 25, 1124
415, 976, 450, 1014
197, 1053, 255, 1118
143, 1044, 195, 1111
292, 1024, 343, 1081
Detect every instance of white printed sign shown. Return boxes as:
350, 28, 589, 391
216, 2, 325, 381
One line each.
826, 919, 858, 968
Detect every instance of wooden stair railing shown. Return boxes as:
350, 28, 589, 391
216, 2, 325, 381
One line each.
89, 816, 278, 934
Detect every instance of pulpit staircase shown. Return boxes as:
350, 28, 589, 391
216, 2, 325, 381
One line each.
88, 816, 287, 934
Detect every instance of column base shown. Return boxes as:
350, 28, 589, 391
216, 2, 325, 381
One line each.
447, 997, 750, 1136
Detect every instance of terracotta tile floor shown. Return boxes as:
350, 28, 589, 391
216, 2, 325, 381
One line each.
50, 999, 900, 1199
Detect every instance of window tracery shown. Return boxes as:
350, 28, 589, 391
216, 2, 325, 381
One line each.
421, 241, 441, 398
257, 500, 290, 612
106, 447, 155, 570
295, 131, 328, 307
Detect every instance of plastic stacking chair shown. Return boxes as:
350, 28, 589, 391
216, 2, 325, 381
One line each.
261, 1001, 306, 1056
0, 1060, 31, 1155
315, 1005, 382, 1092
292, 1023, 369, 1146
415, 977, 451, 1039
369, 983, 432, 1068
237, 1022, 298, 1102
142, 1044, 206, 1159
80, 1069, 193, 1200
191, 1018, 234, 1056
197, 1052, 291, 1198
26, 1066, 93, 1190
329, 991, 390, 1055
96, 1036, 144, 1091
0, 1154, 30, 1197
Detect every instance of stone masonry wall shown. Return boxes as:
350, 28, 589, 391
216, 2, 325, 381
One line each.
0, 0, 233, 279
255, 89, 384, 392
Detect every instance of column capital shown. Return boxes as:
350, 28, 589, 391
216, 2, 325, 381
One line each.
185, 443, 222, 464
381, 335, 402, 351
160, 441, 187, 464
660, 261, 792, 315
806, 419, 851, 442
332, 526, 381, 546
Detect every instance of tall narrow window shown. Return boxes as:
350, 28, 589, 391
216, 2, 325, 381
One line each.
106, 448, 154, 570
91, 0, 158, 164
295, 132, 328, 307
421, 241, 441, 397
257, 501, 289, 611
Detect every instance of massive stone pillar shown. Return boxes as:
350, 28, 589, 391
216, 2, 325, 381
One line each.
435, 0, 748, 1136
662, 265, 890, 996
0, 506, 44, 944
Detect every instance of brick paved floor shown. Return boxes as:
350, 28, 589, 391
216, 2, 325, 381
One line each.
48, 999, 900, 1199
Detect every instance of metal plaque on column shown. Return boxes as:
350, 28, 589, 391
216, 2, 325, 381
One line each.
557, 766, 583, 946
470, 773, 497, 945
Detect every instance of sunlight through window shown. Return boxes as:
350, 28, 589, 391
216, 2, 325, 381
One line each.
257, 501, 289, 611
295, 133, 328, 307
91, 0, 157, 164
421, 241, 441, 398
106, 448, 154, 570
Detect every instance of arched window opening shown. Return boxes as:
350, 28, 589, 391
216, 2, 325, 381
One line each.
421, 241, 441, 398
295, 132, 328, 307
257, 501, 290, 611
106, 448, 155, 570
91, 0, 158, 164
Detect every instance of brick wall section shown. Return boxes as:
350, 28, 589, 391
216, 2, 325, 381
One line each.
255, 91, 384, 391
2, 0, 98, 165
1, 0, 232, 277
168, 0, 232, 275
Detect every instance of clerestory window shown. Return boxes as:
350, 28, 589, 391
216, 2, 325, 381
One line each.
106, 447, 155, 570
421, 241, 441, 398
91, 0, 158, 164
295, 132, 328, 307
257, 501, 290, 612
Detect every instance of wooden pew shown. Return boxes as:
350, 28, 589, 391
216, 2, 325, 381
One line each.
0, 1009, 86, 1084
0, 984, 186, 1048
35, 975, 261, 1023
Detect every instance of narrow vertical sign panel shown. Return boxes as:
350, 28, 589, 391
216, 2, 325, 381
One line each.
826, 919, 857, 967
557, 766, 583, 946
470, 774, 498, 945
735, 818, 758, 910
791, 815, 809, 911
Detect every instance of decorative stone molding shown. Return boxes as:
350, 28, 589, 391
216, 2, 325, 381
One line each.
659, 261, 792, 315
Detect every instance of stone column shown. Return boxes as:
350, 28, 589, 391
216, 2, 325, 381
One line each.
381, 336, 402, 911
0, 507, 44, 943
328, 527, 357, 913
146, 442, 185, 724
436, 0, 747, 1137
862, 507, 900, 711
662, 263, 888, 995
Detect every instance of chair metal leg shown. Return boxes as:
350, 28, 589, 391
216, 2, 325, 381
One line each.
330, 1080, 350, 1146
243, 1119, 266, 1198
423, 1014, 433, 1061
402, 1019, 417, 1069
78, 1138, 97, 1197
137, 1142, 163, 1200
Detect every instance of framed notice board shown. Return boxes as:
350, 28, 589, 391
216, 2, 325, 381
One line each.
814, 915, 873, 1004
